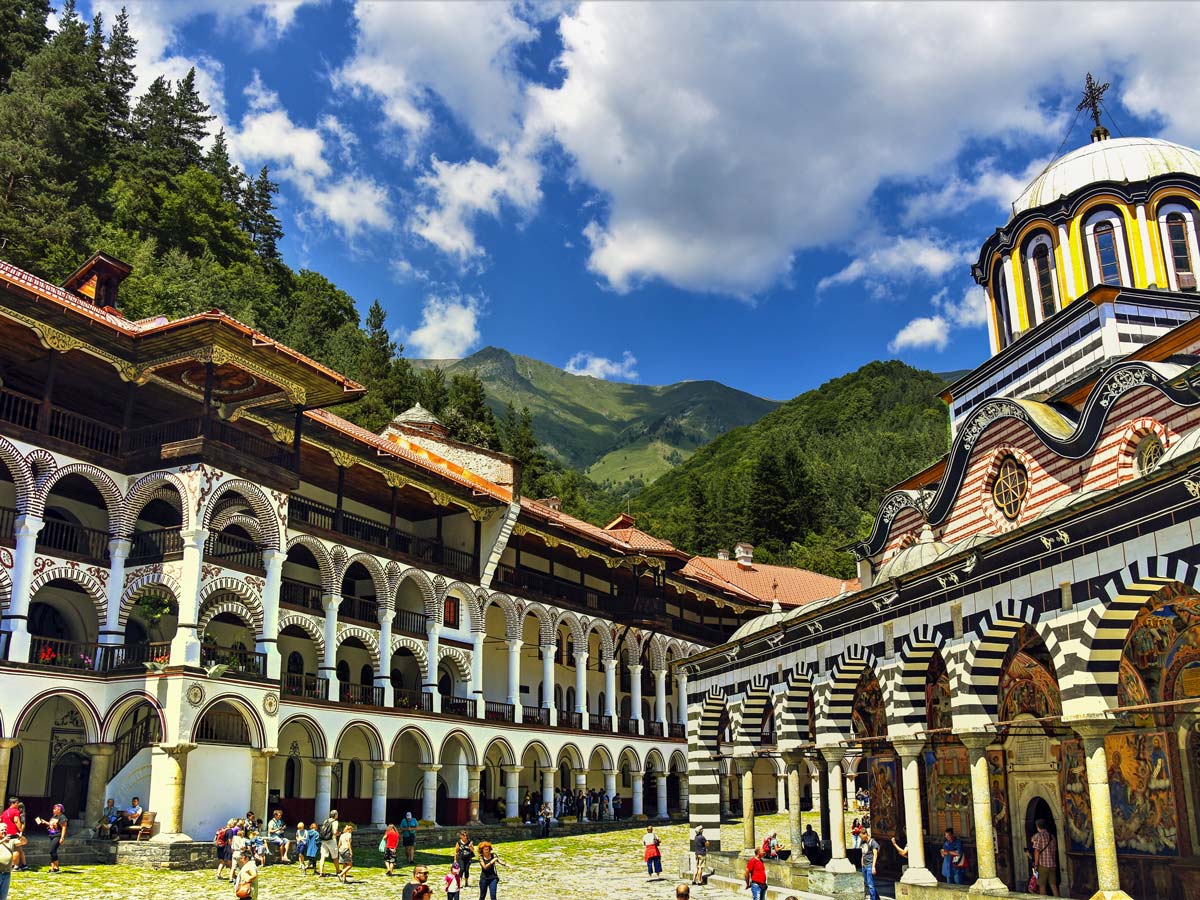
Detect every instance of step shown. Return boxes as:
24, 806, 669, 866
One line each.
12, 836, 117, 867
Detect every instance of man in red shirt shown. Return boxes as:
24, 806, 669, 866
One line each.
744, 846, 768, 900
1, 799, 20, 838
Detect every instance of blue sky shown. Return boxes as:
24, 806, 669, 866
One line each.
82, 1, 1198, 401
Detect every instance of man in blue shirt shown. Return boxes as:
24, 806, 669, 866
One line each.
940, 828, 965, 885
399, 811, 419, 864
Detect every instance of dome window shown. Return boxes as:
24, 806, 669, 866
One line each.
991, 455, 1029, 521
1092, 221, 1122, 285
992, 268, 1013, 349
1167, 213, 1192, 275
1135, 433, 1164, 475
1033, 245, 1057, 319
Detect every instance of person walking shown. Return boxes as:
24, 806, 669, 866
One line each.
860, 827, 881, 900
229, 825, 247, 883
383, 823, 401, 876
1030, 818, 1058, 897
642, 824, 663, 880
317, 809, 339, 877
402, 864, 431, 900
744, 846, 768, 900
455, 831, 475, 886
691, 826, 708, 885
35, 803, 67, 873
0, 827, 19, 900
302, 822, 320, 874
2, 800, 22, 874
336, 823, 354, 883
940, 828, 965, 886
400, 810, 419, 864
443, 861, 464, 900
234, 848, 258, 899
476, 841, 507, 900
800, 824, 821, 865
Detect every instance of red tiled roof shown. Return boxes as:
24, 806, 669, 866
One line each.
683, 557, 857, 607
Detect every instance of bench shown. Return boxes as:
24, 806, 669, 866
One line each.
121, 811, 156, 841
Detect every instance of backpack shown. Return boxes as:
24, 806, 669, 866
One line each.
319, 819, 335, 841
215, 827, 228, 848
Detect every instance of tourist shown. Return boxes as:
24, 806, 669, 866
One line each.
940, 828, 965, 886
613, 794, 622, 819
443, 860, 464, 900
522, 790, 532, 823
294, 821, 311, 873
691, 825, 708, 885
860, 826, 880, 900
400, 810, 419, 864
800, 824, 821, 865
402, 863, 430, 900
411, 886, 432, 900
761, 829, 779, 859
851, 818, 862, 848
538, 802, 551, 838
0, 827, 20, 900
125, 796, 143, 829
891, 833, 908, 859
245, 811, 260, 832
34, 802, 67, 873
96, 799, 120, 839
229, 825, 248, 883
383, 823, 400, 876
214, 819, 235, 880
251, 829, 268, 867
676, 884, 690, 900
455, 830, 475, 886
476, 841, 508, 900
1031, 818, 1058, 897
336, 822, 354, 884
235, 848, 258, 899
642, 824, 663, 880
744, 846, 768, 900
267, 809, 290, 863
303, 822, 320, 874
317, 809, 339, 877
600, 794, 610, 820
2, 800, 21, 874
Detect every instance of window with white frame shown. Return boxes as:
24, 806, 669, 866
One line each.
992, 266, 1013, 349
1156, 200, 1200, 290
1022, 232, 1060, 324
1083, 210, 1131, 287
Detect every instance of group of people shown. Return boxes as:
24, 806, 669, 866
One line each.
399, 839, 507, 900
550, 787, 622, 821
95, 796, 143, 839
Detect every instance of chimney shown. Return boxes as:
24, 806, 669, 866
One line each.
540, 497, 562, 512
61, 251, 131, 310
716, 548, 729, 561
734, 542, 754, 569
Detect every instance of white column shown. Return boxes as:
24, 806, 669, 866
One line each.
148, 742, 195, 840
314, 758, 334, 820
654, 668, 667, 726
5, 514, 43, 662
467, 765, 483, 825
170, 528, 208, 668
420, 764, 441, 824
541, 642, 557, 726
370, 761, 393, 828
377, 605, 394, 707
320, 594, 339, 681
100, 537, 130, 646
1136, 203, 1157, 288
821, 748, 854, 874
894, 738, 937, 886
676, 670, 688, 726
741, 762, 756, 851
506, 639, 523, 723
575, 769, 589, 821
541, 767, 557, 819
776, 772, 788, 815
631, 772, 644, 816
656, 771, 669, 819
629, 663, 643, 733
1057, 221, 1078, 300
259, 548, 284, 679
574, 650, 589, 729
958, 730, 1007, 894
1002, 255, 1019, 330
604, 658, 617, 729
425, 620, 442, 713
1068, 718, 1134, 899
604, 770, 617, 819
503, 765, 522, 821
471, 630, 485, 717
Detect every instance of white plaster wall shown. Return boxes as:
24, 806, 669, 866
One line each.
184, 744, 253, 838
104, 747, 152, 813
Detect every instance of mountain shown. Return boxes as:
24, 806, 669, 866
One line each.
622, 360, 951, 577
413, 347, 779, 483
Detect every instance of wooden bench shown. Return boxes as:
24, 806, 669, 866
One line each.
121, 811, 156, 841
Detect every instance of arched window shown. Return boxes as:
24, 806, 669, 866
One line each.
284, 756, 301, 798
992, 268, 1013, 349
566, 686, 576, 712
359, 663, 373, 686
1092, 221, 1122, 285
346, 759, 361, 799
1159, 201, 1200, 291
1033, 245, 1057, 319
1167, 213, 1192, 274
336, 660, 349, 683
391, 667, 404, 690
287, 651, 304, 675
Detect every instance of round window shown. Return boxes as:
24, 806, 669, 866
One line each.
992, 456, 1029, 521
1135, 433, 1164, 475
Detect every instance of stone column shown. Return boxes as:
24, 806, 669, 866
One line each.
169, 527, 208, 667
82, 743, 116, 829
5, 514, 43, 662
893, 737, 936, 886
629, 664, 644, 733
678, 774, 689, 814
320, 594, 339, 683
740, 760, 756, 852
575, 650, 590, 729
471, 631, 485, 718
370, 761, 393, 828
542, 767, 558, 819
0, 740, 18, 804
720, 773, 731, 817
314, 758, 335, 820
249, 749, 274, 824
259, 549, 284, 679
541, 642, 557, 726
425, 620, 442, 713
604, 658, 617, 729
815, 752, 830, 850
502, 765, 522, 821
821, 748, 854, 873
506, 639, 523, 723
631, 772, 644, 817
575, 769, 589, 821
604, 770, 618, 819
376, 604, 394, 707
676, 670, 689, 726
654, 668, 667, 726
958, 730, 1008, 895
1067, 718, 1135, 900
657, 770, 669, 819
420, 764, 442, 824
466, 765, 483, 824
783, 753, 806, 865
776, 772, 788, 815
148, 742, 195, 840
99, 538, 131, 647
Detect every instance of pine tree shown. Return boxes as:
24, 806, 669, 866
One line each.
415, 367, 449, 414
172, 68, 213, 170
244, 166, 283, 261
443, 372, 498, 448
0, 0, 51, 91
203, 130, 245, 206
100, 8, 137, 144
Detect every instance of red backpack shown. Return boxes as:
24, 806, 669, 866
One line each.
214, 827, 228, 848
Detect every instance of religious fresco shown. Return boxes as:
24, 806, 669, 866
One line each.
923, 656, 972, 839
1060, 738, 1093, 853
1124, 584, 1200, 725
1105, 731, 1177, 856
987, 748, 1013, 886
852, 672, 886, 738
866, 757, 899, 837
926, 657, 953, 733
997, 649, 1062, 725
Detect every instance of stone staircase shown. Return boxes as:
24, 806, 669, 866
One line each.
17, 835, 118, 868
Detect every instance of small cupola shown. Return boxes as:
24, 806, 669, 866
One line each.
388, 403, 449, 438
61, 251, 131, 309
716, 548, 729, 560
734, 541, 754, 569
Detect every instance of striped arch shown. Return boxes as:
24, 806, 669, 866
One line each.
285, 534, 336, 594
892, 624, 950, 730
582, 617, 614, 662
329, 545, 348, 581
101, 690, 167, 743
520, 602, 556, 646
961, 598, 1067, 719
119, 570, 183, 627
335, 626, 382, 671
122, 471, 191, 534
0, 436, 33, 513
779, 663, 817, 747
340, 551, 389, 601
25, 448, 56, 493
555, 610, 588, 655
278, 613, 325, 659
394, 567, 439, 620
687, 688, 726, 853
440, 580, 481, 630
622, 629, 648, 666
198, 577, 265, 633
210, 510, 263, 542
35, 462, 123, 527
734, 673, 773, 755
1080, 555, 1200, 706
389, 634, 429, 681
646, 633, 669, 672
437, 645, 471, 684
481, 591, 522, 640
200, 478, 281, 551
279, 713, 329, 759
689, 688, 727, 759
817, 644, 876, 741
0, 567, 11, 612
198, 599, 260, 636
28, 565, 107, 623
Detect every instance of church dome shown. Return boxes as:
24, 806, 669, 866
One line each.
1011, 137, 1200, 219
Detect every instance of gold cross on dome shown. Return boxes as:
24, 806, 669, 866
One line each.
1076, 72, 1110, 129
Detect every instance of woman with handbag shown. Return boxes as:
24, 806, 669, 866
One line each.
235, 848, 258, 899
641, 825, 663, 880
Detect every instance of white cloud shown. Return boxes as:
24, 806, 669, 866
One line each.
889, 286, 989, 353
938, 285, 990, 329
817, 236, 972, 297
404, 294, 483, 359
889, 316, 950, 353
902, 156, 1052, 224
564, 351, 639, 381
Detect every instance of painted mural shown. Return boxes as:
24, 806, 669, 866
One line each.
997, 649, 1062, 725
987, 748, 1013, 886
923, 656, 972, 839
1105, 730, 1177, 856
1126, 583, 1200, 725
852, 672, 886, 739
867, 757, 899, 837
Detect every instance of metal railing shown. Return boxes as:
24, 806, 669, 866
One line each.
338, 594, 379, 624
441, 695, 474, 718
523, 706, 549, 726
204, 530, 263, 571
393, 607, 427, 636
127, 527, 183, 564
484, 701, 514, 723
30, 636, 101, 670
338, 682, 385, 706
283, 673, 329, 700
196, 708, 251, 745
617, 717, 638, 736
668, 723, 686, 740
103, 641, 172, 670
280, 577, 323, 611
558, 710, 582, 730
37, 517, 109, 563
112, 715, 160, 775
590, 715, 613, 733
200, 644, 267, 677
645, 721, 664, 738
393, 688, 433, 712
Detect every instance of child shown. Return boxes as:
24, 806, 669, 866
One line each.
442, 861, 464, 900
229, 826, 247, 883
250, 829, 267, 867
294, 822, 309, 872
214, 819, 233, 881
304, 822, 321, 874
336, 822, 354, 884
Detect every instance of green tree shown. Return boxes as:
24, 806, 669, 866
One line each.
243, 166, 283, 261
99, 8, 136, 144
0, 0, 50, 91
443, 372, 498, 448
415, 366, 449, 414
157, 166, 253, 264
203, 130, 244, 206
